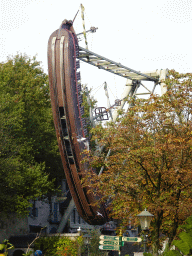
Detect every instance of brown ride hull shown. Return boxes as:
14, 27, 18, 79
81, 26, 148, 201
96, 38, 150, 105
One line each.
47, 20, 108, 225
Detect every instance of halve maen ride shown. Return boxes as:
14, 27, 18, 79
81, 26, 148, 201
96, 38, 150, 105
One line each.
47, 19, 108, 225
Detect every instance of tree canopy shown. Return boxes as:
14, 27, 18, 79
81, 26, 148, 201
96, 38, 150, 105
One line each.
0, 54, 63, 217
83, 70, 192, 254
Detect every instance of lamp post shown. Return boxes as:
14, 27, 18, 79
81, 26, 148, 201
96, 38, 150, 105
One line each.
83, 233, 91, 256
137, 209, 154, 253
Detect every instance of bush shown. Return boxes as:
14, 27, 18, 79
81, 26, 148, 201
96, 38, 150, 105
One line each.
34, 236, 60, 255
56, 236, 83, 256
34, 236, 83, 256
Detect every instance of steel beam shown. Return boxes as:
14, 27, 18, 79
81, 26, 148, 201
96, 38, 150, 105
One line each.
78, 46, 159, 82
57, 199, 75, 233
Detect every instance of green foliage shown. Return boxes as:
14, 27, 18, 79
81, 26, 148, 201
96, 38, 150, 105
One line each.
56, 236, 83, 256
173, 233, 191, 255
81, 85, 97, 133
34, 236, 83, 256
164, 251, 181, 256
164, 216, 192, 256
174, 216, 192, 255
88, 228, 106, 256
23, 252, 33, 256
81, 85, 97, 116
34, 236, 60, 255
0, 240, 14, 256
0, 54, 63, 217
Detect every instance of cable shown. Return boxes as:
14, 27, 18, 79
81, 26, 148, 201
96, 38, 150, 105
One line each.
92, 83, 104, 95
81, 4, 88, 49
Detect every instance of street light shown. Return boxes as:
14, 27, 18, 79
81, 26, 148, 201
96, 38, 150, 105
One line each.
83, 233, 91, 256
137, 209, 154, 252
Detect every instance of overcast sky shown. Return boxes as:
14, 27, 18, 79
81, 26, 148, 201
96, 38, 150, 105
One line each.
1, 0, 192, 105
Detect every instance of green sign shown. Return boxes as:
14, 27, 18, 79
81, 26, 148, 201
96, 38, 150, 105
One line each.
99, 245, 120, 251
99, 240, 119, 245
99, 235, 119, 241
122, 237, 142, 242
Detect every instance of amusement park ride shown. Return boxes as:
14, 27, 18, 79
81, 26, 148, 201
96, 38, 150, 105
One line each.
47, 13, 168, 232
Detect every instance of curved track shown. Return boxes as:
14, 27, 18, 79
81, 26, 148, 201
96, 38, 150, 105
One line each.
47, 20, 108, 225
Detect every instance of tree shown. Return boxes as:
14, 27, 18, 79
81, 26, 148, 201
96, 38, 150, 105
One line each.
0, 54, 63, 217
164, 215, 192, 256
83, 70, 192, 255
88, 228, 107, 256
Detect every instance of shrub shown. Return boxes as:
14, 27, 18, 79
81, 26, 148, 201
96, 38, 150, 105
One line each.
34, 236, 83, 256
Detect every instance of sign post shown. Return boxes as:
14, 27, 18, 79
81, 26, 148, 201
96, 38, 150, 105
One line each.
99, 230, 124, 255
118, 229, 123, 256
99, 231, 142, 255
122, 237, 142, 242
99, 235, 121, 253
99, 235, 120, 241
99, 245, 120, 251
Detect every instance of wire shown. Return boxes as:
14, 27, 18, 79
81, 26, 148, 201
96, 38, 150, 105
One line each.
92, 83, 104, 95
108, 84, 116, 100
113, 75, 118, 99
73, 9, 80, 24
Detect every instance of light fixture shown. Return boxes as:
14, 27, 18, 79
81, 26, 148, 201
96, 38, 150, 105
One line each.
137, 209, 154, 252
137, 209, 154, 231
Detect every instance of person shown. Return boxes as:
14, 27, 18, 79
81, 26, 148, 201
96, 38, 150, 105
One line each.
34, 250, 43, 256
